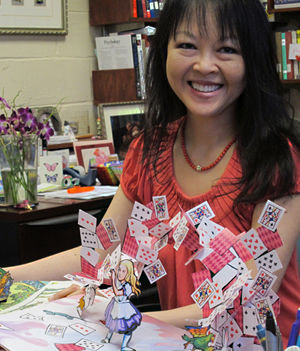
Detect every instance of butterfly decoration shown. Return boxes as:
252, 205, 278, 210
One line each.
44, 163, 58, 172
46, 174, 58, 183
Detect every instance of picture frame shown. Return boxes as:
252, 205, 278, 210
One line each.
73, 140, 115, 172
98, 101, 145, 159
31, 106, 63, 135
0, 0, 68, 35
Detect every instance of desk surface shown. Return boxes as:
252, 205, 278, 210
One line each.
0, 195, 113, 223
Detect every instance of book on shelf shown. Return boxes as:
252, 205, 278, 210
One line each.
95, 35, 134, 70
291, 30, 299, 78
132, 0, 138, 17
274, 0, 300, 9
275, 31, 283, 80
136, 33, 147, 99
285, 31, 294, 79
131, 34, 142, 100
281, 32, 288, 79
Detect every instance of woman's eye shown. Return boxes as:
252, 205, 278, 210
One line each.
219, 47, 237, 54
178, 43, 196, 49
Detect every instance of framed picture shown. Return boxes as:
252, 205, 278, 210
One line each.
0, 0, 68, 35
73, 140, 115, 172
98, 101, 145, 160
31, 106, 63, 135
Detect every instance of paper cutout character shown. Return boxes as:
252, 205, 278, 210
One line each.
181, 325, 214, 351
102, 259, 142, 351
77, 283, 98, 316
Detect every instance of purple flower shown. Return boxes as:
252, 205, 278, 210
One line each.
37, 121, 54, 140
0, 97, 11, 110
19, 108, 38, 133
0, 114, 9, 134
8, 110, 22, 131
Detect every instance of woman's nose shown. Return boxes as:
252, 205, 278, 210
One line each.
192, 53, 218, 74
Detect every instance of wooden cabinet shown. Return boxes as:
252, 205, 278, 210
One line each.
267, 0, 300, 13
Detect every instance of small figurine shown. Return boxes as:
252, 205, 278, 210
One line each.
102, 259, 142, 351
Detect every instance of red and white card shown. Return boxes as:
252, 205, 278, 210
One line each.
128, 218, 148, 237
135, 244, 158, 265
80, 246, 99, 267
78, 209, 97, 233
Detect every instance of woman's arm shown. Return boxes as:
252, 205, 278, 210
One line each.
6, 186, 135, 283
251, 194, 300, 292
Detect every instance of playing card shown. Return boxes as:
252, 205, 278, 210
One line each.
186, 201, 215, 225
144, 259, 167, 284
135, 244, 158, 265
213, 264, 237, 289
209, 280, 224, 309
102, 218, 120, 242
153, 235, 168, 251
172, 217, 188, 241
75, 338, 103, 350
80, 246, 100, 267
136, 236, 152, 248
191, 278, 215, 309
254, 297, 275, 324
243, 307, 259, 336
233, 337, 254, 351
78, 209, 97, 233
255, 249, 283, 273
209, 228, 238, 255
110, 244, 121, 269
80, 227, 103, 249
191, 269, 212, 290
153, 195, 169, 220
251, 267, 277, 297
169, 211, 181, 227
241, 279, 256, 305
257, 200, 286, 232
131, 201, 153, 222
127, 218, 148, 237
222, 317, 243, 345
98, 287, 115, 299
45, 324, 67, 337
240, 229, 268, 259
174, 225, 189, 250
202, 249, 236, 274
149, 222, 172, 239
69, 323, 96, 336
197, 218, 224, 240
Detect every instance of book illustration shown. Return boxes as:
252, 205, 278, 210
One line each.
0, 295, 185, 351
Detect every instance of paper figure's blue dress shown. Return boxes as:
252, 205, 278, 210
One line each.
104, 282, 142, 334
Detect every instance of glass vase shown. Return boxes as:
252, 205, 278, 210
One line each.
0, 134, 38, 207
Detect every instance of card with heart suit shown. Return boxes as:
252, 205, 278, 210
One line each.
153, 195, 169, 220
131, 201, 153, 222
149, 222, 172, 239
251, 267, 277, 297
135, 244, 158, 265
169, 211, 181, 228
78, 209, 97, 233
240, 229, 268, 259
257, 200, 286, 232
80, 246, 100, 267
128, 218, 148, 237
191, 278, 215, 309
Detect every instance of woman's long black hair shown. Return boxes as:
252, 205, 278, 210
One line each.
142, 0, 300, 210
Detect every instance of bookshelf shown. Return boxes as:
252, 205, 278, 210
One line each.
89, 0, 158, 104
267, 0, 300, 13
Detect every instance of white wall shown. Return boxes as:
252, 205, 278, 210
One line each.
0, 0, 103, 135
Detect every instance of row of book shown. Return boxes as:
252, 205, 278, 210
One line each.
95, 28, 155, 100
133, 0, 164, 18
275, 30, 300, 80
274, 0, 300, 9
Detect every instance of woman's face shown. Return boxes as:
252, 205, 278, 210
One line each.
166, 15, 246, 121
117, 264, 127, 281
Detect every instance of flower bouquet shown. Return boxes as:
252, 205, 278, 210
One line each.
0, 95, 55, 207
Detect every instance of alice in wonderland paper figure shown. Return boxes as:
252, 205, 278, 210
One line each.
102, 259, 142, 351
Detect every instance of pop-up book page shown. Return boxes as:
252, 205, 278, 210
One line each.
0, 295, 185, 351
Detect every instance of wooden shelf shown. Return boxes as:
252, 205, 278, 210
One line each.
89, 0, 159, 26
268, 0, 300, 13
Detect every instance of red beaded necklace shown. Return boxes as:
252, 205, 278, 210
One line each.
180, 118, 236, 172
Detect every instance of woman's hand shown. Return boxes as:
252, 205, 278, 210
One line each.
48, 284, 85, 302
